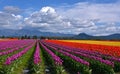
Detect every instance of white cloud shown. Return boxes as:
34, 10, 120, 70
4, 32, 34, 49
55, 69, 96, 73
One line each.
40, 6, 56, 13
54, 2, 120, 35
3, 6, 21, 14
106, 26, 117, 31
57, 2, 120, 23
24, 6, 97, 34
11, 14, 23, 20
1, 1, 120, 36
0, 11, 23, 29
24, 6, 74, 33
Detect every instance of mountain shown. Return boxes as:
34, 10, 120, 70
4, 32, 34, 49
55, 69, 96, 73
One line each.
0, 29, 120, 40
73, 33, 120, 40
73, 33, 94, 39
0, 29, 74, 37
97, 33, 120, 40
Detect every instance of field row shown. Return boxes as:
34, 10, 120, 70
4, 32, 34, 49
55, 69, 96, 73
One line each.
46, 40, 120, 57
61, 40, 120, 46
0, 40, 120, 74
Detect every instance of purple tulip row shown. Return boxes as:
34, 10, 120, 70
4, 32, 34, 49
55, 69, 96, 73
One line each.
44, 40, 120, 63
0, 41, 17, 50
5, 42, 35, 65
40, 41, 89, 66
59, 49, 90, 66
43, 41, 101, 57
34, 42, 41, 64
59, 45, 120, 63
46, 42, 114, 67
0, 40, 32, 51
0, 40, 25, 51
0, 41, 33, 56
57, 41, 120, 63
42, 40, 114, 67
73, 51, 114, 67
40, 42, 63, 66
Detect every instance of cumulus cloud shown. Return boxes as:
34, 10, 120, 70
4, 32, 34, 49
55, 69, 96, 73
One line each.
3, 6, 21, 14
24, 4, 120, 35
24, 6, 74, 33
55, 1, 120, 35
0, 6, 24, 30
57, 2, 120, 23
1, 1, 120, 36
0, 11, 23, 29
24, 6, 97, 34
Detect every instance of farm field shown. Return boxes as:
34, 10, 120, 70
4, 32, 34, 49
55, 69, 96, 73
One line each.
0, 38, 18, 42
60, 40, 120, 46
1, 0, 120, 74
0, 39, 120, 74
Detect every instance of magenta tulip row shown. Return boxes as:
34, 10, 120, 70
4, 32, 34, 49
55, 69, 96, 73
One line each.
44, 40, 120, 63
34, 42, 41, 64
42, 40, 115, 67
0, 41, 33, 56
0, 40, 33, 51
41, 41, 89, 66
46, 42, 113, 67
5, 41, 35, 65
40, 42, 63, 66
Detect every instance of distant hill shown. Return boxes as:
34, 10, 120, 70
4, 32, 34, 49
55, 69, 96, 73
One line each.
73, 33, 94, 39
0, 29, 74, 37
97, 33, 120, 40
0, 29, 120, 40
73, 33, 120, 40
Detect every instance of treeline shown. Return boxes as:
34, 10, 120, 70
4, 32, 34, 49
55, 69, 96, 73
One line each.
1, 35, 120, 41
0, 35, 38, 39
40, 36, 73, 40
0, 35, 73, 40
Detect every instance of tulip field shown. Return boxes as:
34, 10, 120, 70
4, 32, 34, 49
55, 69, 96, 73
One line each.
0, 39, 120, 74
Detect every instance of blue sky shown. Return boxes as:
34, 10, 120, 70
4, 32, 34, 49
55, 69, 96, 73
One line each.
0, 0, 84, 9
0, 0, 120, 36
0, 0, 118, 9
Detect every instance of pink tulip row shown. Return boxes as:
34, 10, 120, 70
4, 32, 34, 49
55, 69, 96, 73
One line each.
0, 42, 32, 56
0, 40, 35, 55
0, 41, 17, 50
44, 41, 115, 67
5, 42, 35, 65
0, 40, 34, 51
41, 41, 89, 66
40, 42, 63, 65
34, 42, 41, 64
